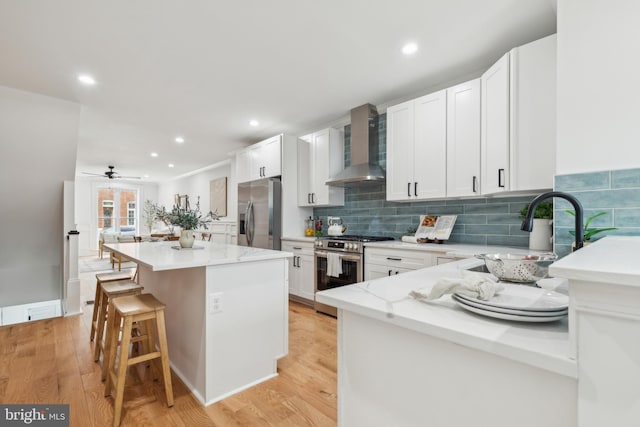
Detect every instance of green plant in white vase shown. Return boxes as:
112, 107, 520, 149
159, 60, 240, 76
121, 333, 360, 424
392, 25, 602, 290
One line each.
520, 201, 553, 251
167, 197, 219, 248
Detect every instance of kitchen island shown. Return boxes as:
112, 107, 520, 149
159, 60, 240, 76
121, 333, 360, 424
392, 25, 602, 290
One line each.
104, 240, 292, 406
316, 257, 577, 427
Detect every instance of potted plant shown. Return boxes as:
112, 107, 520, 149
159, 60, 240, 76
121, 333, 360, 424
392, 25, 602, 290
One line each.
566, 210, 617, 246
142, 199, 157, 234
152, 204, 177, 237
150, 197, 219, 247
520, 201, 553, 251
167, 197, 219, 248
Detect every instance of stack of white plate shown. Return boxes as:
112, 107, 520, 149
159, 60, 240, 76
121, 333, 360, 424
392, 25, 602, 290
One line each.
452, 284, 568, 322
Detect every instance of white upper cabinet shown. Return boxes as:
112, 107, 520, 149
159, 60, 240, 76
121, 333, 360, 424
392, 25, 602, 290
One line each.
386, 100, 414, 201
481, 34, 556, 195
387, 90, 447, 201
481, 53, 511, 194
236, 135, 283, 183
297, 128, 344, 207
446, 79, 481, 197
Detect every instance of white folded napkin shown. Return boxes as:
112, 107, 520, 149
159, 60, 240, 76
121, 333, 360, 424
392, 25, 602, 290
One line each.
326, 252, 343, 278
409, 271, 504, 302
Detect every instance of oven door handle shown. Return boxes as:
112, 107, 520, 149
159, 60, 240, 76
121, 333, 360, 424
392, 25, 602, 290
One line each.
314, 251, 362, 262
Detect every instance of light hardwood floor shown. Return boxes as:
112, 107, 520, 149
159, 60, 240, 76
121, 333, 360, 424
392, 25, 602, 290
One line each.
0, 267, 338, 426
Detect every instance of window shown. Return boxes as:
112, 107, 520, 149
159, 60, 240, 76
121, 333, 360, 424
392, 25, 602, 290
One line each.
127, 202, 136, 225
102, 200, 114, 228
96, 188, 138, 235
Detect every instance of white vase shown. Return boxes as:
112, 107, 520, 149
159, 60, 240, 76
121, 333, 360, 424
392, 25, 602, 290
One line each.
529, 218, 553, 251
179, 229, 195, 248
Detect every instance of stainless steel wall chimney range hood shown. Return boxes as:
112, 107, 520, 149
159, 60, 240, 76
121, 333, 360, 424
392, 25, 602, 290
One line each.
325, 103, 384, 186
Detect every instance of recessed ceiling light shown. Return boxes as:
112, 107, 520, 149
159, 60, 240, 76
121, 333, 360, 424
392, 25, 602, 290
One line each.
168, 163, 174, 168
150, 152, 159, 157
77, 74, 96, 85
249, 120, 259, 127
175, 136, 185, 143
402, 42, 418, 55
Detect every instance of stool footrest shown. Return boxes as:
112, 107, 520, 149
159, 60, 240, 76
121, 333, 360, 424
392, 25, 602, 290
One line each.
128, 351, 161, 366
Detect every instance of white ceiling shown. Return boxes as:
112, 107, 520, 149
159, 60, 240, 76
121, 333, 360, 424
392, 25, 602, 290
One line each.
0, 0, 556, 182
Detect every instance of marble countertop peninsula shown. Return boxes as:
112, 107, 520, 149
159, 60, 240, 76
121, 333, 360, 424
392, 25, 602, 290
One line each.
316, 257, 575, 378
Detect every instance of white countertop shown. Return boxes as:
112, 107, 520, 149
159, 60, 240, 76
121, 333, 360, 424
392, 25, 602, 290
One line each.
316, 257, 575, 378
550, 236, 640, 287
105, 241, 292, 271
364, 240, 543, 257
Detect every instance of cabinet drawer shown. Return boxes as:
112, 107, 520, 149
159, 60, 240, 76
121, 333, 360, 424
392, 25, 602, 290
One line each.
365, 247, 434, 269
365, 263, 414, 281
281, 240, 314, 256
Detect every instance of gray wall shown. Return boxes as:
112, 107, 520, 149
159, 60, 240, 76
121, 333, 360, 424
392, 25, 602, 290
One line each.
0, 86, 80, 306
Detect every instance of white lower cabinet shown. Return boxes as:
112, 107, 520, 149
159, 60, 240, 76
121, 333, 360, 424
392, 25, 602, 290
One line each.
281, 240, 315, 303
364, 247, 436, 281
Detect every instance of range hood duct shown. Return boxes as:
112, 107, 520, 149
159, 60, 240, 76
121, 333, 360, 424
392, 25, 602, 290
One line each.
325, 103, 384, 187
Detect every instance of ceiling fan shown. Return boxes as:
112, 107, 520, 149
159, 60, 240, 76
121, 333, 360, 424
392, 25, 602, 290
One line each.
82, 165, 141, 180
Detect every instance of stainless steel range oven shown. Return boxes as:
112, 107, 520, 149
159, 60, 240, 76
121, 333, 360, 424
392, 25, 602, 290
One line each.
314, 235, 394, 316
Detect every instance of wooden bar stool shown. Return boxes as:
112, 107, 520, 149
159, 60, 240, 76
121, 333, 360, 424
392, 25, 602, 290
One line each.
90, 269, 138, 342
104, 293, 174, 427
93, 280, 143, 368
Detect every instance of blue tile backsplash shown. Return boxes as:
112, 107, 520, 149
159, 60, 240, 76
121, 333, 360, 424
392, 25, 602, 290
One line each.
554, 167, 640, 256
311, 113, 640, 256
313, 113, 535, 247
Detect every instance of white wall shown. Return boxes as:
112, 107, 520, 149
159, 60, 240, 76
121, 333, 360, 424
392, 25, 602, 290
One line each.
75, 177, 159, 255
157, 160, 236, 221
556, 0, 640, 174
0, 86, 80, 306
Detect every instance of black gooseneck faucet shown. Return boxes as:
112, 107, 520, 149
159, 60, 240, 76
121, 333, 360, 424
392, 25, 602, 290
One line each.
521, 191, 585, 251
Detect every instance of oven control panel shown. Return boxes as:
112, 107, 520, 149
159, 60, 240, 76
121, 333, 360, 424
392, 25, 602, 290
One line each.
315, 239, 362, 253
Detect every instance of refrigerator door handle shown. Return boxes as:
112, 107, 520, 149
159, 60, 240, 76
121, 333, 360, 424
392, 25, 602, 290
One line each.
245, 201, 254, 246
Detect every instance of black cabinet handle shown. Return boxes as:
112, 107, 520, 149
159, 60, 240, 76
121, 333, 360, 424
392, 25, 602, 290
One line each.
293, 247, 302, 250
414, 182, 418, 197
386, 257, 402, 261
388, 269, 392, 276
498, 168, 505, 188
312, 193, 315, 204
472, 176, 477, 193
407, 182, 411, 197
395, 271, 400, 275
308, 193, 311, 204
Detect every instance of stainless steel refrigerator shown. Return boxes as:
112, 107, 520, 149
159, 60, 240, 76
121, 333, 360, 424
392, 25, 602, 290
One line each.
237, 177, 282, 250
